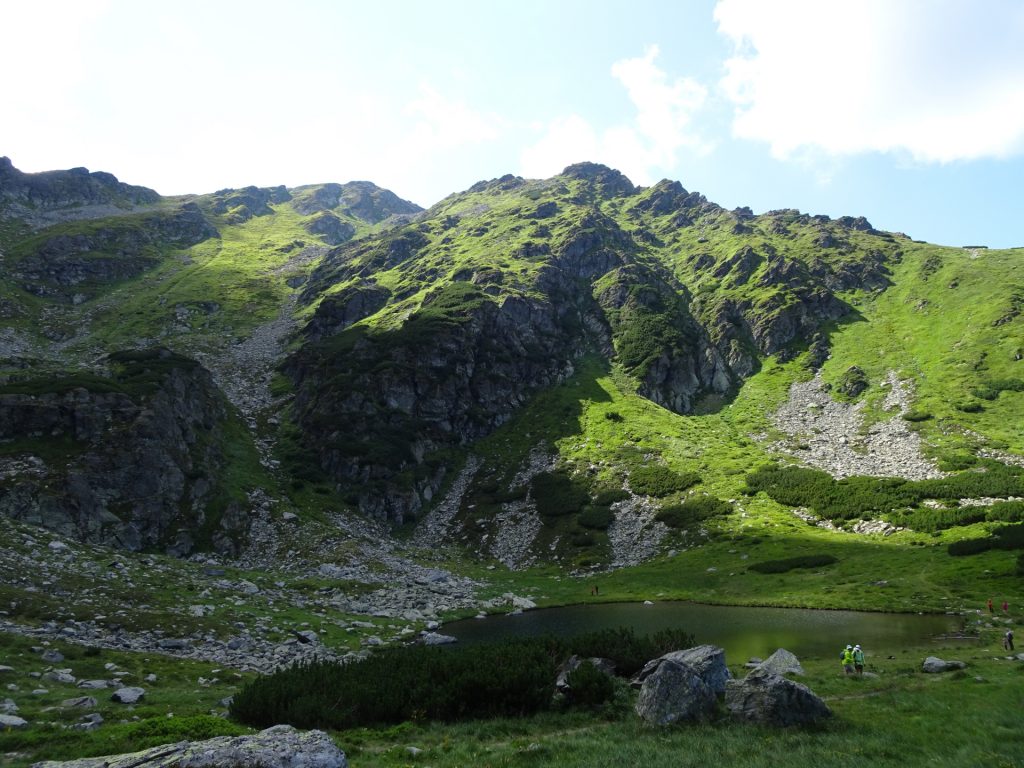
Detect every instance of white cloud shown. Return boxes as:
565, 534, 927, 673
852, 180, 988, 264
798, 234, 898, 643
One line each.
401, 83, 503, 152
715, 0, 1024, 163
520, 47, 709, 183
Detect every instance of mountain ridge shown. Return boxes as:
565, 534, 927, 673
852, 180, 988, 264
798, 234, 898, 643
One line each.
0, 156, 1022, 576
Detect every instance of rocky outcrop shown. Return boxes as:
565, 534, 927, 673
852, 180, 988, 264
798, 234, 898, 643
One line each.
210, 185, 291, 222
32, 724, 347, 768
302, 284, 391, 341
0, 349, 246, 555
291, 181, 422, 222
284, 286, 582, 523
14, 204, 217, 300
749, 648, 805, 677
303, 211, 355, 245
0, 156, 159, 209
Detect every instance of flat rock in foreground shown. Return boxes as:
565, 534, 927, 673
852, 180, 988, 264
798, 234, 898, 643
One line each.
31, 724, 347, 768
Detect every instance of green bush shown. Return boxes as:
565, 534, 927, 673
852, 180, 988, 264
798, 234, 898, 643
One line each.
630, 466, 700, 497
745, 463, 1024, 523
230, 638, 560, 729
531, 471, 589, 517
902, 410, 932, 422
748, 554, 839, 574
656, 497, 732, 528
1016, 552, 1024, 576
578, 505, 614, 530
564, 660, 615, 709
230, 628, 693, 730
947, 523, 1024, 556
593, 488, 629, 505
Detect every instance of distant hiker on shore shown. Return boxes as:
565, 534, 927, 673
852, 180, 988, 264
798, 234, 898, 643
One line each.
841, 644, 855, 675
987, 598, 994, 613
1004, 629, 1015, 651
853, 644, 865, 675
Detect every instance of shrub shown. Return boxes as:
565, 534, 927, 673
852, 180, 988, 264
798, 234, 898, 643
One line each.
630, 466, 700, 497
578, 505, 614, 530
570, 530, 596, 547
531, 471, 589, 517
947, 537, 992, 557
230, 638, 560, 730
593, 488, 629, 505
604, 411, 624, 422
748, 554, 839, 574
1016, 552, 1024, 576
902, 410, 932, 422
564, 660, 615, 709
656, 497, 732, 528
230, 628, 694, 730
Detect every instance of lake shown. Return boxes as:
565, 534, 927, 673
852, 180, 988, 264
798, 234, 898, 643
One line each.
442, 601, 974, 662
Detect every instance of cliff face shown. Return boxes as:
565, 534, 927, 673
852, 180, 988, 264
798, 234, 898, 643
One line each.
0, 350, 245, 555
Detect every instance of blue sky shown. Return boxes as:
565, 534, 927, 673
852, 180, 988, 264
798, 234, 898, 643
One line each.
3, 0, 1023, 247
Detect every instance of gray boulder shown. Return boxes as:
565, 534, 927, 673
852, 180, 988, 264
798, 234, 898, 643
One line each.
922, 656, 967, 673
31, 724, 347, 767
77, 679, 109, 689
632, 645, 731, 694
0, 714, 28, 729
110, 686, 145, 704
725, 672, 831, 726
421, 632, 458, 646
750, 648, 805, 677
635, 659, 717, 725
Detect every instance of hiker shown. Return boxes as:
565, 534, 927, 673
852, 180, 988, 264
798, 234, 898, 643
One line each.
840, 644, 855, 675
1005, 629, 1015, 652
1002, 599, 1009, 614
853, 644, 865, 675
987, 598, 994, 613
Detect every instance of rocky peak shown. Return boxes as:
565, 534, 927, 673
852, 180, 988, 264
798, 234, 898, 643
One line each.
0, 156, 160, 209
560, 162, 636, 197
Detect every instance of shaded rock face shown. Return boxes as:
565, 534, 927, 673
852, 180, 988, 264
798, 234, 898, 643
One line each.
303, 284, 392, 341
635, 658, 717, 725
725, 670, 832, 726
14, 204, 217, 300
0, 350, 243, 555
285, 286, 583, 523
304, 211, 356, 245
32, 724, 347, 768
0, 156, 159, 209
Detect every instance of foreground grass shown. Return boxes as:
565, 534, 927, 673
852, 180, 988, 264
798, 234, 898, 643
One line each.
334, 649, 1023, 768
5, 631, 1022, 767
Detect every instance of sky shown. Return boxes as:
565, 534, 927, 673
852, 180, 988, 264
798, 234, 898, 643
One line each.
2, 0, 1024, 247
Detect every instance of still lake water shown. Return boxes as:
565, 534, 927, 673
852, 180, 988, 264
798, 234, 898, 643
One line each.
442, 602, 973, 663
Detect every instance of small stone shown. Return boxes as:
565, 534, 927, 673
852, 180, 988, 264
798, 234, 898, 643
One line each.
48, 541, 69, 551
62, 696, 98, 708
111, 686, 146, 704
77, 679, 109, 689
41, 650, 64, 663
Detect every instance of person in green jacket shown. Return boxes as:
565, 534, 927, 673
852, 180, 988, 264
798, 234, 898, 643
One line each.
853, 644, 865, 675
840, 644, 855, 675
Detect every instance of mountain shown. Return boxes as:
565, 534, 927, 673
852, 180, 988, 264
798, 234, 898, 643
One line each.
1, 156, 1022, 574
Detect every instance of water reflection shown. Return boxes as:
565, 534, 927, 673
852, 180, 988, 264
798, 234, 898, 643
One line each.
443, 602, 972, 661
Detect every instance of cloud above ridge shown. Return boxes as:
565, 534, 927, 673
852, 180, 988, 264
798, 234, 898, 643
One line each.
715, 0, 1024, 163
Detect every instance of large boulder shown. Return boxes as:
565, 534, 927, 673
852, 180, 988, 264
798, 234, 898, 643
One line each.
749, 648, 805, 677
110, 686, 145, 704
631, 645, 731, 694
31, 724, 347, 767
635, 658, 717, 725
922, 656, 967, 673
725, 671, 832, 727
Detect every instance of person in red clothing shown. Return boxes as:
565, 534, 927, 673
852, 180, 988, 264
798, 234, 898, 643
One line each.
987, 598, 994, 613
1002, 599, 1009, 614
